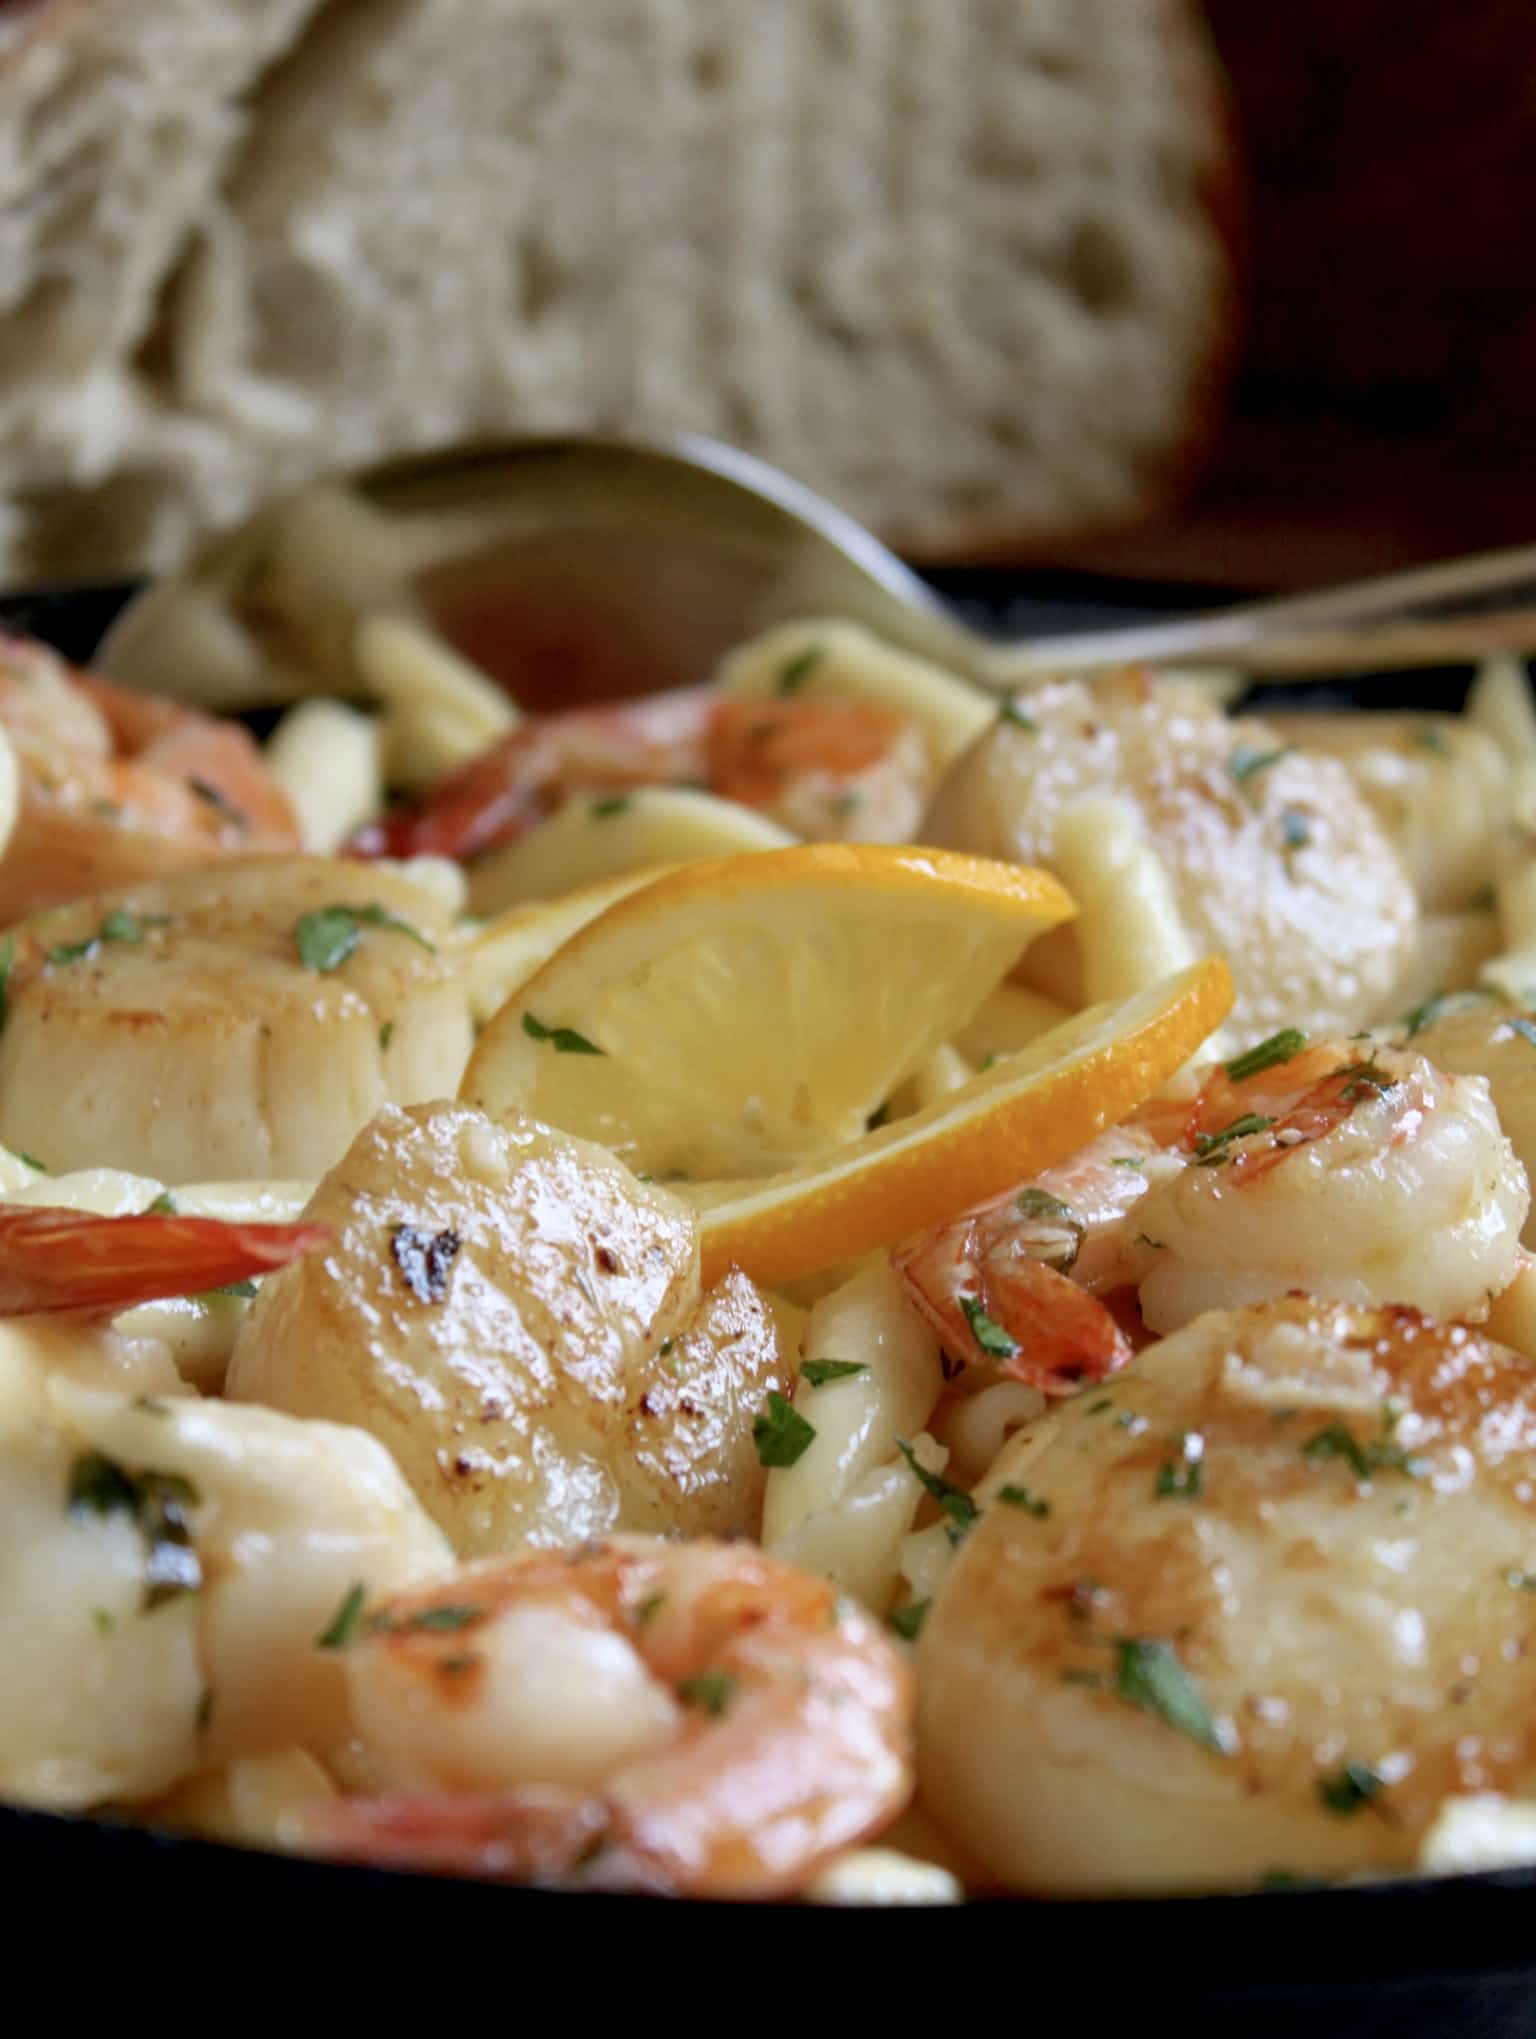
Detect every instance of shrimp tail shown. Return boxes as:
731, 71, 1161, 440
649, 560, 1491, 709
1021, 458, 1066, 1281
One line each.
0, 1207, 329, 1315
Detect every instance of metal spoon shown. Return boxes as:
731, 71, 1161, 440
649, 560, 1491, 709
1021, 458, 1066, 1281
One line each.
102, 433, 1536, 708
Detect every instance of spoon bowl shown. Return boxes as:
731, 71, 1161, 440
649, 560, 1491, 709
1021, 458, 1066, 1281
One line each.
101, 432, 1536, 709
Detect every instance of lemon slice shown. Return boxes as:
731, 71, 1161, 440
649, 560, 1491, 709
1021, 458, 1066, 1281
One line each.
460, 866, 678, 1025
691, 958, 1233, 1287
462, 844, 1075, 1179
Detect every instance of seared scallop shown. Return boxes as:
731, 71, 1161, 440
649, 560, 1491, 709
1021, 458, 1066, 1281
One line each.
922, 673, 1417, 1038
0, 856, 472, 1182
918, 1296, 1536, 1893
226, 1102, 784, 1552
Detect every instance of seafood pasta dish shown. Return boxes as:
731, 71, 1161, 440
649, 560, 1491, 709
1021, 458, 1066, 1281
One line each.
8, 582, 1536, 1906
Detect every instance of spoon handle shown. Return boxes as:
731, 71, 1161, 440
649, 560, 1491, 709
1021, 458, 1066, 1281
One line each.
986, 539, 1536, 681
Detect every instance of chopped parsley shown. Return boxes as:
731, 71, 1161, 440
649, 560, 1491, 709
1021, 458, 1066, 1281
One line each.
91, 1607, 115, 1636
294, 902, 433, 972
187, 775, 247, 827
1061, 1669, 1106, 1688
401, 1604, 484, 1633
1412, 725, 1448, 755
1113, 1638, 1229, 1754
201, 1279, 257, 1302
1110, 1155, 1145, 1171
835, 791, 862, 817
391, 1223, 462, 1304
146, 1190, 177, 1215
658, 1336, 675, 1358
776, 646, 824, 695
1280, 809, 1312, 855
999, 699, 1039, 733
49, 909, 169, 966
1317, 1762, 1386, 1816
799, 1358, 869, 1388
1505, 1568, 1536, 1593
521, 1011, 605, 1055
1510, 1017, 1536, 1051
379, 1019, 395, 1051
634, 1592, 668, 1627
959, 1293, 1020, 1359
997, 1483, 1050, 1518
68, 1452, 202, 1610
1155, 1431, 1205, 1501
590, 794, 631, 820
896, 1437, 979, 1540
676, 1671, 734, 1716
1402, 991, 1454, 1038
888, 1599, 930, 1642
1224, 1029, 1308, 1084
1230, 743, 1293, 786
1192, 1112, 1275, 1164
1301, 1413, 1426, 1483
752, 1389, 816, 1468
316, 1581, 368, 1650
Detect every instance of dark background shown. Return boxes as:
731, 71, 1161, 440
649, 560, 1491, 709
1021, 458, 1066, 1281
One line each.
1050, 1, 1536, 589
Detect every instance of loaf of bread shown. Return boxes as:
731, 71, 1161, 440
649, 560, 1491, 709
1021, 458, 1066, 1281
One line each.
0, 0, 1238, 585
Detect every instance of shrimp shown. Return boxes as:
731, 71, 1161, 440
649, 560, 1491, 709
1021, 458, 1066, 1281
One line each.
0, 631, 299, 922
1134, 1035, 1529, 1331
896, 1028, 1530, 1375
348, 686, 929, 862
892, 1126, 1176, 1395
307, 1536, 913, 1898
0, 1206, 328, 1316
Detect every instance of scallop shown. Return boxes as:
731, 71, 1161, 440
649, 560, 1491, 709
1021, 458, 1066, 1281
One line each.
918, 1296, 1536, 1893
226, 1101, 784, 1553
0, 855, 472, 1182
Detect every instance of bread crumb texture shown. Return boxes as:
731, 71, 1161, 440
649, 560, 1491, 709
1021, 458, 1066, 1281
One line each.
0, 0, 1235, 581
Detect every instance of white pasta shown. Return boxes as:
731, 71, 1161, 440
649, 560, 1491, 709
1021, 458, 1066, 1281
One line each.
264, 697, 382, 853
761, 1261, 943, 1550
1480, 862, 1536, 1003
714, 617, 994, 772
929, 1380, 1048, 1488
466, 787, 791, 915
1052, 793, 1198, 1006
373, 853, 469, 919
1466, 655, 1536, 761
356, 610, 519, 789
806, 1846, 963, 1906
770, 1447, 933, 1614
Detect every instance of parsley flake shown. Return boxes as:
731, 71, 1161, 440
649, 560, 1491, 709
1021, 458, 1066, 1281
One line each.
753, 1390, 816, 1468
634, 1592, 668, 1627
201, 1279, 257, 1301
1302, 1416, 1425, 1482
1280, 809, 1312, 855
800, 1358, 869, 1388
1412, 725, 1448, 755
998, 1483, 1050, 1518
295, 902, 433, 972
402, 1604, 484, 1633
68, 1452, 202, 1610
676, 1671, 734, 1716
776, 646, 824, 695
959, 1293, 1020, 1359
999, 699, 1039, 733
146, 1190, 177, 1215
1192, 1112, 1275, 1164
1113, 1638, 1230, 1753
1110, 1155, 1145, 1171
895, 1437, 979, 1539
1224, 1029, 1309, 1083
1505, 1568, 1536, 1593
1317, 1762, 1385, 1816
1155, 1432, 1205, 1501
187, 775, 247, 827
379, 1019, 395, 1051
889, 1600, 930, 1642
91, 1607, 114, 1636
521, 1011, 605, 1055
317, 1581, 368, 1650
1230, 744, 1293, 786
49, 909, 168, 966
1510, 1017, 1536, 1051
590, 795, 631, 820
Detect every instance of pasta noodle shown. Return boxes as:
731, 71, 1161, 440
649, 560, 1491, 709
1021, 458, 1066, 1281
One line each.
355, 610, 520, 789
265, 697, 383, 854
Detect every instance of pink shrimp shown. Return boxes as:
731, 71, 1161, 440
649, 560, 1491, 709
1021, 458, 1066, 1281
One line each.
891, 1126, 1176, 1395
306, 1536, 913, 1898
347, 688, 926, 862
0, 1206, 328, 1316
0, 632, 300, 922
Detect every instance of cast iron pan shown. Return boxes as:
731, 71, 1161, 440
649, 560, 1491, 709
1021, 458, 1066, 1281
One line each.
0, 576, 1528, 2032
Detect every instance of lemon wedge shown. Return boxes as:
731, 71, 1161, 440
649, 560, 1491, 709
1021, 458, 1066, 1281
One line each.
460, 866, 678, 1026
692, 958, 1233, 1287
462, 844, 1076, 1179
